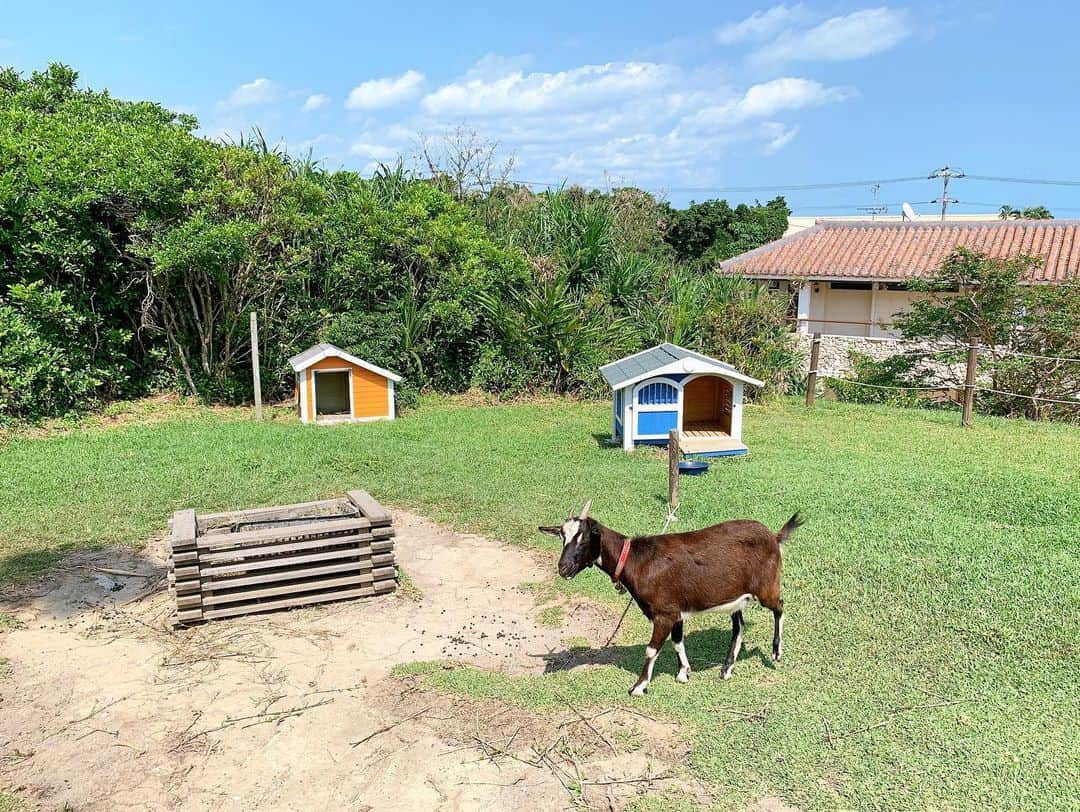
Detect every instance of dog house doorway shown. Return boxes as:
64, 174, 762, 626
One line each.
313, 370, 351, 418
683, 375, 732, 434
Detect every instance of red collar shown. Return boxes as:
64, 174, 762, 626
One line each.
612, 538, 632, 584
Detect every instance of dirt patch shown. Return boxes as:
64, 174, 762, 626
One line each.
0, 510, 705, 810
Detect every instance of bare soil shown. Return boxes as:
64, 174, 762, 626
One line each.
0, 510, 707, 811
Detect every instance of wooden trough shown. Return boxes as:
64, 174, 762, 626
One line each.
168, 490, 396, 626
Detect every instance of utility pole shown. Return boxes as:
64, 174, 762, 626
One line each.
929, 165, 964, 221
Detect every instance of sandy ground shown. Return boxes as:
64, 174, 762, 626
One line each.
0, 510, 706, 811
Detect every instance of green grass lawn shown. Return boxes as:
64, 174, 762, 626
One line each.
1, 396, 1078, 809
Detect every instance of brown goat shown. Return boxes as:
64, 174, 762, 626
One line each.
541, 502, 801, 696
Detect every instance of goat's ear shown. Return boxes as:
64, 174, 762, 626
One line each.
538, 526, 562, 536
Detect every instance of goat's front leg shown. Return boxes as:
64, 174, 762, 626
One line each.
672, 620, 691, 683
721, 610, 745, 680
630, 615, 675, 696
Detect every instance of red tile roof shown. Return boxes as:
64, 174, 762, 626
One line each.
720, 220, 1080, 283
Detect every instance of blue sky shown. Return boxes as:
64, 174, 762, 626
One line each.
3, 1, 1080, 213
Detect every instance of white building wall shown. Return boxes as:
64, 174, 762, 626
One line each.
796, 284, 811, 335
798, 283, 931, 338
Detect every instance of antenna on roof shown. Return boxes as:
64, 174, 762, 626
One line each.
856, 183, 887, 220
902, 202, 920, 222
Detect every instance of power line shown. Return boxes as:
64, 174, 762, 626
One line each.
966, 174, 1080, 187
507, 168, 1080, 198
954, 200, 1080, 212
511, 175, 928, 194
788, 200, 935, 212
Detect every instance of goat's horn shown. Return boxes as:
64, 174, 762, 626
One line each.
579, 500, 592, 520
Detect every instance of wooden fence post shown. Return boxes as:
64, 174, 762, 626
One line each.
962, 334, 978, 427
668, 429, 680, 514
805, 332, 822, 407
250, 311, 263, 420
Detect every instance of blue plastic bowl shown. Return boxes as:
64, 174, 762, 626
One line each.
678, 460, 710, 476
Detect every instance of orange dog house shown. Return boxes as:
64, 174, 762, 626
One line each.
289, 343, 401, 424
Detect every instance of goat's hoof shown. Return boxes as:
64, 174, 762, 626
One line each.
721, 668, 734, 680
676, 671, 690, 684
629, 683, 648, 697
772, 651, 782, 662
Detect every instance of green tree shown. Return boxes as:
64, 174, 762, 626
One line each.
0, 62, 807, 418
999, 204, 1053, 219
0, 63, 205, 415
662, 196, 789, 266
893, 248, 1079, 420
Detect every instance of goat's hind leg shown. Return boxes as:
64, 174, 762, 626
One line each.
630, 615, 675, 697
771, 604, 783, 661
760, 595, 784, 662
721, 611, 744, 680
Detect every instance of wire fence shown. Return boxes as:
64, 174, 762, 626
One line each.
790, 319, 1080, 364
823, 377, 1080, 405
823, 378, 947, 392
789, 319, 1080, 365
989, 349, 1080, 363
803, 331, 1080, 424
971, 388, 1080, 407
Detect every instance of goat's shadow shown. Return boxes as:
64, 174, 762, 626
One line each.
539, 625, 776, 677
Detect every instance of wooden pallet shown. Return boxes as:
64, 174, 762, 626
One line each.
169, 490, 396, 626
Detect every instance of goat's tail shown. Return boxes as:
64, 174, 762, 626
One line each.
776, 512, 803, 544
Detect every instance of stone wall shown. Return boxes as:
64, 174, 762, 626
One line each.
794, 333, 963, 381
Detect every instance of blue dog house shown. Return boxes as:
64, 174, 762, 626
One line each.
599, 343, 763, 456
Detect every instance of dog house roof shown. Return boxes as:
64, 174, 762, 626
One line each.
288, 343, 402, 381
599, 343, 763, 390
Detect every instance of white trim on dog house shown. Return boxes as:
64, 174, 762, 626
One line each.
288, 343, 402, 425
600, 343, 762, 456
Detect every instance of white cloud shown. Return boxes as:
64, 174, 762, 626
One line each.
751, 7, 912, 64
287, 51, 859, 188
463, 52, 534, 80
345, 70, 425, 110
293, 133, 344, 153
421, 62, 671, 116
224, 77, 276, 106
687, 77, 850, 129
716, 4, 806, 45
301, 93, 330, 112
550, 131, 707, 179
762, 123, 800, 154
349, 140, 399, 161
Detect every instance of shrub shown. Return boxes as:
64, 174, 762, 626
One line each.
697, 277, 803, 397
470, 345, 532, 398
0, 283, 130, 420
827, 352, 945, 409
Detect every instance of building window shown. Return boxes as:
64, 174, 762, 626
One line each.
829, 281, 873, 291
